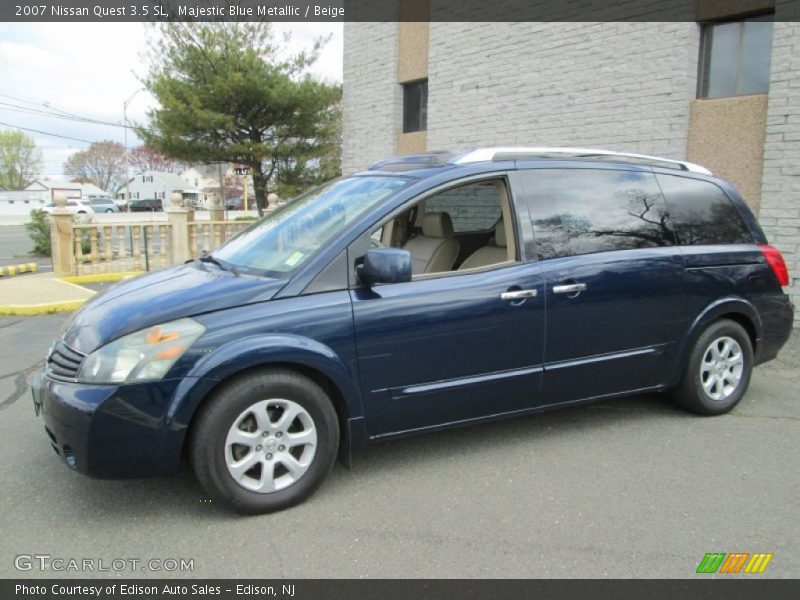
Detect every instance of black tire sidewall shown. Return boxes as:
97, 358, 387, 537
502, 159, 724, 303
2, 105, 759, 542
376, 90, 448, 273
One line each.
680, 320, 753, 415
192, 370, 339, 514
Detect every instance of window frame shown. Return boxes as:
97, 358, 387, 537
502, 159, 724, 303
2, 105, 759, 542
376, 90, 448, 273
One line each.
402, 79, 428, 134
697, 14, 774, 99
355, 174, 522, 285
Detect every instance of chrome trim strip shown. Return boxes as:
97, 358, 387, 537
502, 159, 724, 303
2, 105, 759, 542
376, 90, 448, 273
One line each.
545, 347, 659, 371
399, 365, 543, 395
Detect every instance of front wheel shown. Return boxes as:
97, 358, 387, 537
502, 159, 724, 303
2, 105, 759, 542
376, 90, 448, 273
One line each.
673, 319, 753, 415
190, 369, 339, 514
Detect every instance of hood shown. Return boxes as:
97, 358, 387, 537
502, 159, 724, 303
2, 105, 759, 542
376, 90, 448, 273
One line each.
64, 262, 286, 353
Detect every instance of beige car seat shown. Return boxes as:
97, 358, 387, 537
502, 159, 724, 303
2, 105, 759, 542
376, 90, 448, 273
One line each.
459, 219, 510, 270
403, 212, 460, 275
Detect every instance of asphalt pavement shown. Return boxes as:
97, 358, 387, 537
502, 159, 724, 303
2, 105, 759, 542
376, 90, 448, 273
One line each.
0, 225, 51, 270
0, 313, 798, 579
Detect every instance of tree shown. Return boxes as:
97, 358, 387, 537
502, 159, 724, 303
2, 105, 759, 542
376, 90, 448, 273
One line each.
139, 22, 341, 214
128, 145, 176, 174
274, 103, 342, 199
0, 129, 43, 189
64, 140, 126, 194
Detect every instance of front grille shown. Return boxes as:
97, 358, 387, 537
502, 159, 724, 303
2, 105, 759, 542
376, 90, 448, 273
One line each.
46, 340, 86, 380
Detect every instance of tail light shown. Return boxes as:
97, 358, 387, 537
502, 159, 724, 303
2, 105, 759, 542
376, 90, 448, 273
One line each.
759, 244, 790, 287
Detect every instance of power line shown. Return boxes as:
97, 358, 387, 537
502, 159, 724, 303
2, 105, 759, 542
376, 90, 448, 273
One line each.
0, 120, 136, 149
0, 90, 153, 132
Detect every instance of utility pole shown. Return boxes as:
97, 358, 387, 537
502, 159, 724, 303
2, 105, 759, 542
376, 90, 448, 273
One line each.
123, 88, 144, 207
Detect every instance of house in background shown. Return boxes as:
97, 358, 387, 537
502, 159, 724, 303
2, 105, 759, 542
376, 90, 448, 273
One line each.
25, 180, 107, 200
179, 167, 218, 208
180, 166, 254, 208
0, 179, 108, 217
119, 171, 203, 210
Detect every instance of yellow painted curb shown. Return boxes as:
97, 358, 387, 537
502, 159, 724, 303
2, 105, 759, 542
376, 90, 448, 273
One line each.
0, 262, 38, 277
0, 299, 87, 316
60, 272, 143, 284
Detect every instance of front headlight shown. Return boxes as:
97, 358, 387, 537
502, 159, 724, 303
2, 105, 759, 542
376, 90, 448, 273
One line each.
77, 318, 205, 384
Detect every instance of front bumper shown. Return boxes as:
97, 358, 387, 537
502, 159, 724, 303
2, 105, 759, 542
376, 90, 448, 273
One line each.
32, 370, 185, 479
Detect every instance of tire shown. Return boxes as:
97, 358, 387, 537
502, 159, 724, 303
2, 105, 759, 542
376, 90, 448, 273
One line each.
190, 369, 339, 514
105, 209, 113, 213
673, 319, 753, 416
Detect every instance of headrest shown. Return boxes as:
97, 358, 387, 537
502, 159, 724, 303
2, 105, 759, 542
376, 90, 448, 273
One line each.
494, 219, 507, 248
422, 212, 454, 239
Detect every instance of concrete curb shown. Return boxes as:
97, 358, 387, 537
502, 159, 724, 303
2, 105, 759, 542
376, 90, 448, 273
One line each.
0, 262, 38, 277
0, 300, 88, 316
0, 272, 141, 316
60, 272, 142, 284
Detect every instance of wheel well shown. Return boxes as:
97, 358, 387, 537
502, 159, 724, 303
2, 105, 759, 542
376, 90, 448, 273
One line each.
182, 363, 351, 460
717, 312, 758, 353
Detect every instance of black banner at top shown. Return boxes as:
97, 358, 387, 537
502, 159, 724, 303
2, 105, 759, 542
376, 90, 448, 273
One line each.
3, 0, 800, 22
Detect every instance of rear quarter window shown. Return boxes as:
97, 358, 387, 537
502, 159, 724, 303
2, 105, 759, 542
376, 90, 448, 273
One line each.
520, 168, 674, 260
656, 174, 753, 245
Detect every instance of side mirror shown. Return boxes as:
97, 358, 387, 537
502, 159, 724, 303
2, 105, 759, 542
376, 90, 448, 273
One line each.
357, 248, 412, 285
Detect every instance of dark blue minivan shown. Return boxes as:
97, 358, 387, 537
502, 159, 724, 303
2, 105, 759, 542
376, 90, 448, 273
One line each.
33, 148, 794, 513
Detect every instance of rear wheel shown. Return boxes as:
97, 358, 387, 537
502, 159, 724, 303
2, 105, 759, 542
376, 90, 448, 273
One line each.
673, 319, 753, 415
190, 369, 339, 514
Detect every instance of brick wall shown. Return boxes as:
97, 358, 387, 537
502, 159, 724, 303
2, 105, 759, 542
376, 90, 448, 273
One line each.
759, 12, 800, 321
342, 22, 400, 174
425, 22, 699, 159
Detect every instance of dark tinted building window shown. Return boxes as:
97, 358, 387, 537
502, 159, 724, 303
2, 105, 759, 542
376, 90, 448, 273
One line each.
656, 174, 752, 245
521, 169, 674, 260
403, 80, 428, 133
699, 17, 774, 98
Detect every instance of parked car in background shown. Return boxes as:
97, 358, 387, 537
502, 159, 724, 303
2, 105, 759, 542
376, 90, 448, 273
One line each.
128, 198, 163, 212
32, 147, 793, 515
87, 197, 119, 213
41, 199, 94, 215
225, 197, 244, 210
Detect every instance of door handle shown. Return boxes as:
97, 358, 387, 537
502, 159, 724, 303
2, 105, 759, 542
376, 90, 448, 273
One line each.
553, 282, 587, 294
501, 289, 537, 301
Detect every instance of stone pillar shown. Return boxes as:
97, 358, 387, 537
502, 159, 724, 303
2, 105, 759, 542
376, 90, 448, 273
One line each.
49, 198, 74, 277
167, 192, 191, 263
267, 192, 279, 211
209, 191, 225, 222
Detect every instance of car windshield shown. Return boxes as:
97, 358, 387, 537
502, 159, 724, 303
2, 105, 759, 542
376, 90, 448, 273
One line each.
213, 176, 409, 275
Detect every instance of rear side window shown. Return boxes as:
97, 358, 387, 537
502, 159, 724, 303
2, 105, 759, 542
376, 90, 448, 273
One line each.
656, 175, 752, 245
425, 182, 502, 233
520, 169, 674, 260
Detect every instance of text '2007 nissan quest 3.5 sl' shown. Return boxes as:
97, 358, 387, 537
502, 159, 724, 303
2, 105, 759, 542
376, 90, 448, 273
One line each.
33, 147, 793, 514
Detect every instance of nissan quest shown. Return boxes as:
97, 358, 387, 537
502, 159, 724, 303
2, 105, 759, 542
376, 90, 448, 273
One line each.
32, 148, 794, 514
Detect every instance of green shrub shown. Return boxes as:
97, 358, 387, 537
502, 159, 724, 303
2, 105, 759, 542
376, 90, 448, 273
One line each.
234, 215, 258, 221
24, 209, 51, 256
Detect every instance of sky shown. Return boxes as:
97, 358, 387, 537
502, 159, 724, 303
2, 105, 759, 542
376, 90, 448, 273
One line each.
0, 22, 343, 179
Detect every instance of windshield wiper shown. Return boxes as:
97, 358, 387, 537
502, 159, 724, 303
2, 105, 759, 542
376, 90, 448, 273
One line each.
198, 252, 240, 277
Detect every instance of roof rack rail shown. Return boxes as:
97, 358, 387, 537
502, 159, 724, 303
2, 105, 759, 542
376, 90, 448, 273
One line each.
450, 147, 712, 175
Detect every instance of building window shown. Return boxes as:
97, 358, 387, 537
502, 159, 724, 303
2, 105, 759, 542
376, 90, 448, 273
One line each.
699, 16, 774, 98
403, 79, 428, 133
